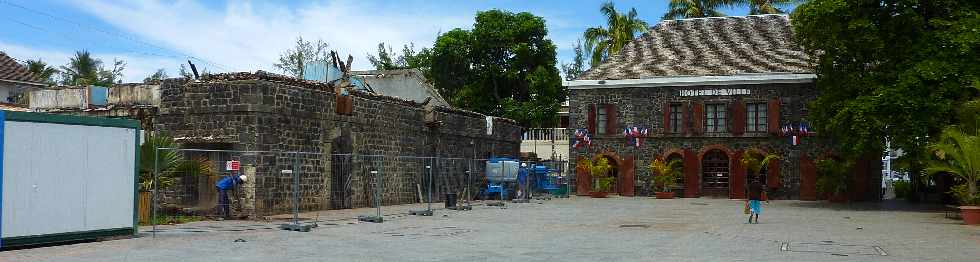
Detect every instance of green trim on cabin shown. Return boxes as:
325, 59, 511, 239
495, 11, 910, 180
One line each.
3, 111, 139, 129
132, 126, 141, 234
0, 227, 134, 248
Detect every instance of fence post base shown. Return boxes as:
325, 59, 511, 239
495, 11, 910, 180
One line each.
357, 215, 384, 223
409, 210, 434, 216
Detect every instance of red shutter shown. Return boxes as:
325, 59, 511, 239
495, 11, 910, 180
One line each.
587, 105, 596, 134
800, 153, 817, 200
576, 157, 592, 195
683, 149, 699, 197
733, 100, 746, 136
605, 104, 617, 135
768, 98, 780, 135
621, 155, 635, 196
662, 103, 671, 134
681, 102, 691, 135
692, 102, 704, 135
767, 159, 781, 190
732, 151, 746, 199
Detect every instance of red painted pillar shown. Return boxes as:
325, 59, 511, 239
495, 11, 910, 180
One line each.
800, 153, 817, 201
683, 149, 699, 198
731, 151, 746, 199
621, 155, 635, 196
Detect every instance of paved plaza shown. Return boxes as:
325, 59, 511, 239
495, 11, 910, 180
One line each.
2, 197, 978, 261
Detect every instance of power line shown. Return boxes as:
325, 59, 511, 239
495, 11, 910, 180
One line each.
2, 16, 184, 63
0, 0, 232, 71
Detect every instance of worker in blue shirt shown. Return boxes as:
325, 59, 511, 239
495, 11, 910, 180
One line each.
216, 175, 247, 219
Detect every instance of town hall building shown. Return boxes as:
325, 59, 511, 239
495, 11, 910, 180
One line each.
566, 14, 880, 201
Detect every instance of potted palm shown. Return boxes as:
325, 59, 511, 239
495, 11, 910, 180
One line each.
649, 158, 682, 199
816, 158, 851, 203
583, 157, 614, 198
739, 150, 780, 192
925, 125, 980, 225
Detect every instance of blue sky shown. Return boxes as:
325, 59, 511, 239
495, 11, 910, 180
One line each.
0, 0, 782, 82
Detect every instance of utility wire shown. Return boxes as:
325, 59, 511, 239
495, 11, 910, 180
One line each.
0, 0, 232, 72
2, 16, 184, 62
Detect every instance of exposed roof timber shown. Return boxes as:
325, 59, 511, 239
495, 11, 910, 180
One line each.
564, 73, 816, 89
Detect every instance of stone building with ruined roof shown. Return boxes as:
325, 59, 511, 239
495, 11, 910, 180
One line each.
566, 14, 880, 201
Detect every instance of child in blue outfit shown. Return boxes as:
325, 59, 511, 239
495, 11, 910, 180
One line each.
747, 178, 769, 224
216, 175, 247, 219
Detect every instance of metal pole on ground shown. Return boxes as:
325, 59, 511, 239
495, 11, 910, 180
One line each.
358, 155, 384, 223
281, 153, 314, 231
152, 148, 159, 238
411, 158, 434, 216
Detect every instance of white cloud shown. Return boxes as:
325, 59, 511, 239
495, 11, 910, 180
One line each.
0, 41, 182, 83
67, 0, 473, 75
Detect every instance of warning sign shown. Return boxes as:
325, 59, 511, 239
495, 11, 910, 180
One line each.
226, 160, 241, 171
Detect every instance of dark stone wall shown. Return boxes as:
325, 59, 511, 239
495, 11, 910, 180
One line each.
156, 76, 521, 216
568, 82, 837, 199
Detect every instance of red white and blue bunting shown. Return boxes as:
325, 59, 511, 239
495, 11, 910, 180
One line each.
623, 126, 649, 148
780, 121, 813, 146
572, 128, 592, 149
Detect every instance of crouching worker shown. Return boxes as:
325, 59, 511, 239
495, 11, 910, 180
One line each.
216, 175, 247, 219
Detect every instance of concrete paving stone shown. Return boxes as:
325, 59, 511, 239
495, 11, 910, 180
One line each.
1, 197, 978, 261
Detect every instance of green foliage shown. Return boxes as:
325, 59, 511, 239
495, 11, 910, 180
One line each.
950, 184, 980, 206
428, 10, 564, 127
561, 39, 587, 81
792, 0, 980, 157
141, 214, 204, 226
739, 150, 780, 178
663, 0, 733, 20
23, 59, 58, 85
60, 50, 126, 87
744, 0, 800, 15
366, 42, 431, 71
894, 180, 912, 199
584, 2, 649, 67
577, 157, 615, 192
924, 124, 980, 205
143, 69, 168, 83
649, 158, 683, 192
816, 158, 851, 195
139, 135, 213, 191
274, 37, 330, 78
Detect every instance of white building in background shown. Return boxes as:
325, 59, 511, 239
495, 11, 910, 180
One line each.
521, 128, 570, 161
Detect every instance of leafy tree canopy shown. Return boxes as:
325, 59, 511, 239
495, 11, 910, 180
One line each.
366, 42, 431, 71
143, 69, 168, 83
23, 59, 58, 85
792, 0, 980, 156
59, 50, 126, 87
274, 37, 330, 78
428, 10, 564, 127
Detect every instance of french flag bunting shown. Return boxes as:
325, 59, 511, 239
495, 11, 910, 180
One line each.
791, 135, 800, 146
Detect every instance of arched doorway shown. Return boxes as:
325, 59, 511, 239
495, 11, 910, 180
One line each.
702, 149, 730, 197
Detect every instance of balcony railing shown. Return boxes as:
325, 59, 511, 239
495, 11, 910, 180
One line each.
522, 128, 570, 141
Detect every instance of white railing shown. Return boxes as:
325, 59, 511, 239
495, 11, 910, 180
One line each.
522, 128, 570, 141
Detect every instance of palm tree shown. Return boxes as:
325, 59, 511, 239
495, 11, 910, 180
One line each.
649, 158, 683, 192
925, 127, 980, 205
743, 0, 800, 15
139, 135, 213, 191
60, 50, 102, 86
663, 0, 734, 20
24, 59, 58, 84
740, 150, 780, 178
583, 2, 649, 67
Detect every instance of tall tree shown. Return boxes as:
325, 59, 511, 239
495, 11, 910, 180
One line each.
792, 0, 980, 157
178, 64, 193, 79
144, 69, 169, 83
60, 50, 125, 86
584, 2, 649, 67
561, 39, 587, 81
428, 10, 564, 127
274, 37, 330, 78
662, 0, 733, 20
23, 59, 58, 84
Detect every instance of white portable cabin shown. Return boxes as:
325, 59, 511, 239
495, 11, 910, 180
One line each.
0, 111, 139, 248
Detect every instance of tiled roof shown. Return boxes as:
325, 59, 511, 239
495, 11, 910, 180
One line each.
577, 14, 812, 80
0, 52, 44, 84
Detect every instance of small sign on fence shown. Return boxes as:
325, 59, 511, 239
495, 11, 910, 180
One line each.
226, 160, 241, 171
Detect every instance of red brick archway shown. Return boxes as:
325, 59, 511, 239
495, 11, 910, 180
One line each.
699, 144, 734, 198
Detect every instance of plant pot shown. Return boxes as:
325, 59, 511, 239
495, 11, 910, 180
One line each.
961, 206, 980, 225
828, 193, 848, 203
654, 192, 675, 199
589, 191, 609, 198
